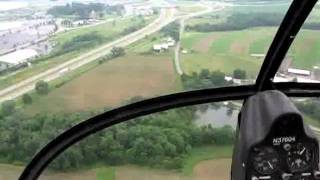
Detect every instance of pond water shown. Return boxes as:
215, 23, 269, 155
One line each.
195, 104, 239, 129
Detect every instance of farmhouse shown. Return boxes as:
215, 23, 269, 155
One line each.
153, 44, 170, 52
0, 49, 38, 71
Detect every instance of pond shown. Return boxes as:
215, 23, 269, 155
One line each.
195, 103, 240, 129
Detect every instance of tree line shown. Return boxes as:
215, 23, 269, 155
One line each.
186, 12, 284, 32
160, 22, 180, 41
0, 105, 235, 171
48, 3, 123, 19
186, 12, 320, 32
295, 99, 320, 122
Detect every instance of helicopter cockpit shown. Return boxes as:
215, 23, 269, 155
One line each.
232, 90, 320, 180
0, 0, 320, 180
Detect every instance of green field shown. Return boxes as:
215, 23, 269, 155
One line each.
24, 53, 180, 114
180, 27, 320, 77
0, 146, 232, 180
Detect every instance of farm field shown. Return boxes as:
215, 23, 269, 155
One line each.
180, 27, 320, 77
25, 53, 180, 114
0, 146, 232, 180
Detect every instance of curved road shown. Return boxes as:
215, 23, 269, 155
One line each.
174, 2, 226, 75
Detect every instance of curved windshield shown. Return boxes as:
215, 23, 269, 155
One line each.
0, 0, 307, 179
38, 102, 239, 180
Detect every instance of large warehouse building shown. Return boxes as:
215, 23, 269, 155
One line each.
0, 49, 38, 72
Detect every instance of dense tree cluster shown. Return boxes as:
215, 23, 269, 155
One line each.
120, 22, 145, 36
295, 99, 320, 122
181, 69, 232, 90
186, 11, 320, 32
35, 80, 50, 95
303, 23, 320, 30
60, 32, 104, 54
233, 69, 247, 79
1, 100, 16, 116
48, 3, 123, 19
22, 93, 33, 105
0, 106, 234, 171
186, 13, 284, 32
160, 22, 180, 41
110, 47, 126, 58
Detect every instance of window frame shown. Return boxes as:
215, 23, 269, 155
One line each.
19, 0, 320, 179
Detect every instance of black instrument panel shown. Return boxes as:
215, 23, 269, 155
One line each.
248, 140, 318, 180
247, 118, 319, 180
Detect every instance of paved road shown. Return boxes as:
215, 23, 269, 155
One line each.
174, 19, 185, 75
0, 8, 176, 103
173, 2, 226, 75
0, 2, 229, 103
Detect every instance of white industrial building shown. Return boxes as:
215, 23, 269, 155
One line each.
124, 3, 154, 16
287, 68, 311, 76
0, 49, 38, 71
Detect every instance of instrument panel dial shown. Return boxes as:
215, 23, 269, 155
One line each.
252, 147, 280, 175
287, 143, 312, 172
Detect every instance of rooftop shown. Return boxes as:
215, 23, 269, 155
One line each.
288, 68, 311, 76
0, 49, 38, 65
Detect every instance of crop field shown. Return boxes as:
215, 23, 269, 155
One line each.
25, 54, 180, 113
0, 146, 232, 180
180, 27, 320, 77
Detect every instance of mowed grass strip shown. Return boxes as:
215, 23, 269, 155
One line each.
26, 54, 180, 113
193, 158, 231, 180
96, 167, 115, 180
182, 146, 233, 176
114, 165, 188, 180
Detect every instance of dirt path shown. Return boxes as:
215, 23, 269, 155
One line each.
193, 159, 231, 180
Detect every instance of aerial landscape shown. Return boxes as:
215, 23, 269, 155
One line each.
0, 0, 320, 179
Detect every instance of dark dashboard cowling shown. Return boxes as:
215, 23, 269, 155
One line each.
231, 90, 320, 180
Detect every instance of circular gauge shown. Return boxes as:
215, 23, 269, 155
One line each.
287, 143, 312, 172
252, 147, 279, 175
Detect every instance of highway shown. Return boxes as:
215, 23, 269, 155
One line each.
0, 8, 176, 103
0, 2, 228, 103
0, 1, 231, 103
